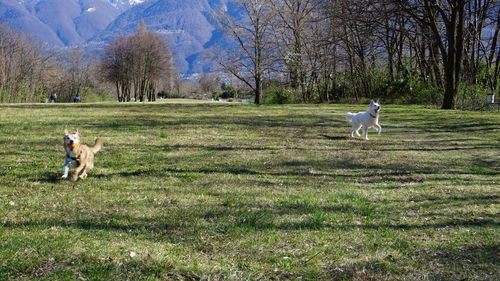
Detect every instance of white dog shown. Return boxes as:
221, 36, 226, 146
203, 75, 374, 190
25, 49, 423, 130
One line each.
345, 100, 382, 140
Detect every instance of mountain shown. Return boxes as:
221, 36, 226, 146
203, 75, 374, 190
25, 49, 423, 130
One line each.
0, 0, 63, 46
94, 0, 229, 73
1, 0, 123, 46
0, 0, 236, 74
107, 0, 146, 12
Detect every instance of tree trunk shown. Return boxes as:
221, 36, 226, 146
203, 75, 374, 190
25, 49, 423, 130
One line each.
440, 1, 465, 109
255, 75, 261, 105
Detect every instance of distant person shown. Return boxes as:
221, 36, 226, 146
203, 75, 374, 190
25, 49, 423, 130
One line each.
73, 95, 81, 103
50, 94, 57, 103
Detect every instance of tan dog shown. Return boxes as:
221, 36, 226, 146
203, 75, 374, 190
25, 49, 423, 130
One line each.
62, 129, 102, 181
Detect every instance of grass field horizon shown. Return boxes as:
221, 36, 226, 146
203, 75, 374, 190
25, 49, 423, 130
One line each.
0, 101, 498, 280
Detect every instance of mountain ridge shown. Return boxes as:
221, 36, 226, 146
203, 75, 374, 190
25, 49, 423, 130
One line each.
0, 0, 232, 74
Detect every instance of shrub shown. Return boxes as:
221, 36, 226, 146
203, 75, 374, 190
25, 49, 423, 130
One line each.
37, 90, 47, 103
80, 88, 109, 103
263, 86, 289, 104
375, 72, 442, 106
220, 90, 236, 99
220, 84, 237, 99
158, 90, 184, 99
456, 84, 490, 110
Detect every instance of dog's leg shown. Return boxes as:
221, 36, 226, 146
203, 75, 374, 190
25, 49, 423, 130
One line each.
72, 163, 85, 181
79, 167, 87, 179
351, 123, 361, 137
80, 164, 90, 179
61, 166, 69, 178
363, 126, 369, 140
375, 124, 382, 135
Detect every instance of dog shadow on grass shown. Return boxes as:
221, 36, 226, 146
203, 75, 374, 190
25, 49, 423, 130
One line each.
321, 134, 349, 141
39, 172, 63, 183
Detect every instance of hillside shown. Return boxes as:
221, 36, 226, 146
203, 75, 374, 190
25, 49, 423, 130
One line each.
0, 0, 120, 46
94, 0, 229, 73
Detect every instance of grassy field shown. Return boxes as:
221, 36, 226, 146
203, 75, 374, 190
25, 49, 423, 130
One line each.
0, 101, 498, 280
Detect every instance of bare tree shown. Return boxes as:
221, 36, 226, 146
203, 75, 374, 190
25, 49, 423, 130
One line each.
100, 22, 176, 102
268, 0, 321, 101
100, 35, 132, 102
199, 73, 221, 95
324, 0, 383, 100
398, 0, 467, 109
63, 49, 93, 101
0, 25, 53, 103
214, 0, 275, 104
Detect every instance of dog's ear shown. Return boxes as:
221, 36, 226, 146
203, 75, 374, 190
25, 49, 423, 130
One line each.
75, 129, 79, 135
64, 129, 69, 135
376, 99, 380, 104
370, 100, 374, 104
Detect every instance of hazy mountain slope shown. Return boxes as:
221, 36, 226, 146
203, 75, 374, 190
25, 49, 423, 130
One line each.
74, 0, 121, 40
95, 0, 229, 73
0, 0, 64, 46
1, 0, 235, 74
1, 0, 120, 45
33, 0, 83, 45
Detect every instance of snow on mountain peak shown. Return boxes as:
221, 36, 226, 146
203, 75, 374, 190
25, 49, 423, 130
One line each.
107, 0, 145, 9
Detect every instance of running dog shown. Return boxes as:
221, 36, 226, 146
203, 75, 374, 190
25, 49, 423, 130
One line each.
345, 100, 382, 140
62, 129, 102, 181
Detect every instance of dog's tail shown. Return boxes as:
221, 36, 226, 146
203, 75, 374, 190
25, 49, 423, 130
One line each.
345, 112, 355, 122
90, 138, 102, 153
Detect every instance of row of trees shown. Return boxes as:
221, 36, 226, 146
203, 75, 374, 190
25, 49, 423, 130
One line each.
0, 25, 50, 103
0, 25, 112, 103
1, 1, 497, 108
0, 23, 178, 103
215, 0, 499, 109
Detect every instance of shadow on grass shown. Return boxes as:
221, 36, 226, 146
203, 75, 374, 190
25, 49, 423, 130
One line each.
89, 153, 491, 184
392, 194, 499, 204
93, 166, 417, 181
167, 144, 273, 151
420, 244, 499, 280
322, 244, 498, 280
377, 145, 500, 152
83, 114, 345, 130
3, 181, 499, 234
437, 122, 500, 132
321, 134, 349, 141
2, 213, 498, 235
4, 250, 203, 280
40, 172, 63, 183
93, 165, 347, 179
10, 237, 496, 280
1, 190, 497, 279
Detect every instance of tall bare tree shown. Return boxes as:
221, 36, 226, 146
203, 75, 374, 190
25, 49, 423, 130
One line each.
399, 0, 467, 109
268, 0, 321, 101
214, 0, 275, 104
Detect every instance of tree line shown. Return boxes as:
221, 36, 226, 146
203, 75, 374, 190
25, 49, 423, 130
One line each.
215, 0, 499, 109
0, 23, 177, 103
0, 0, 498, 109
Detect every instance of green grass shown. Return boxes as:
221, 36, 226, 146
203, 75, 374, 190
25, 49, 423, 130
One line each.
0, 101, 498, 280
